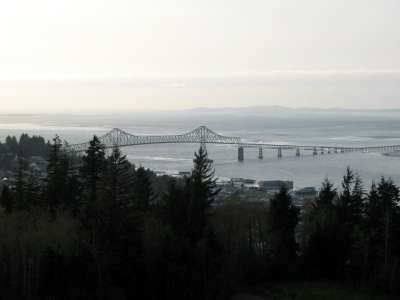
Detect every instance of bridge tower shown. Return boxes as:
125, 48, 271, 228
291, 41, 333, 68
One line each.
277, 147, 283, 159
199, 125, 207, 152
258, 147, 263, 159
238, 146, 244, 162
296, 148, 301, 157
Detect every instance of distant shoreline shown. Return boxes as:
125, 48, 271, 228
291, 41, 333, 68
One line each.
382, 151, 400, 157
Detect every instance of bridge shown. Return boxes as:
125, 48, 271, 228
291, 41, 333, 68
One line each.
66, 125, 400, 161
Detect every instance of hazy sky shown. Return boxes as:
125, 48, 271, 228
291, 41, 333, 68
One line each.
1, 0, 399, 112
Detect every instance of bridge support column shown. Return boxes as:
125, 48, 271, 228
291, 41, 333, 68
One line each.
258, 147, 263, 159
313, 147, 318, 155
238, 146, 244, 162
328, 148, 331, 154
334, 148, 338, 154
200, 141, 207, 152
277, 148, 282, 159
296, 148, 301, 157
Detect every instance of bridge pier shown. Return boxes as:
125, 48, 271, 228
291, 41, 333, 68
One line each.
200, 141, 207, 152
258, 147, 263, 159
277, 148, 283, 159
238, 146, 244, 162
68, 126, 400, 159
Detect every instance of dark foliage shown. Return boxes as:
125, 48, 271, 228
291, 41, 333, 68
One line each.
268, 186, 300, 279
0, 134, 49, 170
0, 138, 400, 300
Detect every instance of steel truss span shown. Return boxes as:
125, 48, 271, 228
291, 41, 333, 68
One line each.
66, 126, 241, 152
66, 125, 400, 155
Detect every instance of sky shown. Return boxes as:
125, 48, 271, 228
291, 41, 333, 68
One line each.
0, 0, 399, 113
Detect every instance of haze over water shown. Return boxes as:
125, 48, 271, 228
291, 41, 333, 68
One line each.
2, 107, 400, 189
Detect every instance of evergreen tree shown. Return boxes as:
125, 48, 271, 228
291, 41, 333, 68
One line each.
63, 155, 82, 216
155, 147, 222, 300
78, 136, 108, 288
80, 136, 106, 204
337, 168, 365, 226
26, 167, 43, 207
315, 178, 337, 209
132, 166, 153, 211
92, 146, 142, 294
188, 146, 219, 244
268, 186, 300, 278
377, 178, 399, 269
5, 136, 18, 154
103, 146, 134, 206
338, 167, 353, 223
14, 155, 29, 210
363, 182, 384, 282
160, 178, 191, 236
0, 185, 13, 214
334, 168, 365, 277
362, 178, 400, 287
46, 135, 69, 218
302, 178, 342, 279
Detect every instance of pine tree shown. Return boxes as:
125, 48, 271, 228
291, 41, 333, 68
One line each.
0, 185, 13, 214
160, 178, 191, 236
336, 168, 365, 226
132, 166, 153, 211
337, 167, 354, 224
363, 182, 384, 281
302, 179, 342, 279
78, 136, 107, 288
80, 136, 106, 204
362, 178, 400, 286
351, 174, 365, 225
96, 146, 140, 291
5, 136, 19, 154
103, 146, 133, 207
46, 135, 69, 218
26, 167, 42, 207
315, 178, 337, 209
377, 177, 399, 269
188, 146, 219, 244
63, 155, 82, 216
14, 155, 29, 210
269, 186, 300, 278
156, 148, 222, 299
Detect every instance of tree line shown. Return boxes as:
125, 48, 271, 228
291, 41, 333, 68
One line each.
0, 134, 49, 170
0, 135, 399, 299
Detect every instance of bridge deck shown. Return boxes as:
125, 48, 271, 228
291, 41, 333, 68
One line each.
66, 125, 400, 154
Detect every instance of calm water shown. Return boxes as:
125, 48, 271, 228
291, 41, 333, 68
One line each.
1, 110, 400, 189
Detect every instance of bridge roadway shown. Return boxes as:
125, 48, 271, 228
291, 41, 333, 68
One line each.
66, 125, 400, 161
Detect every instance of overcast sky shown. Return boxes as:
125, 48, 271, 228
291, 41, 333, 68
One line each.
1, 0, 399, 112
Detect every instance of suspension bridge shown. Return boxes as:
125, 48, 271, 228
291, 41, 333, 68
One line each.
66, 125, 400, 161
